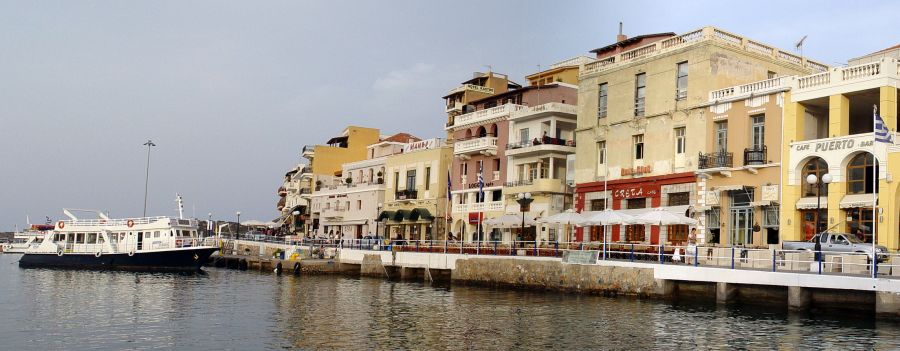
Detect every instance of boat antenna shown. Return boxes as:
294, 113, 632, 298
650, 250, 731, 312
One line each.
176, 194, 185, 219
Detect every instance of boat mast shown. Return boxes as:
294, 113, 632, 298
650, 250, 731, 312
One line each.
176, 194, 185, 219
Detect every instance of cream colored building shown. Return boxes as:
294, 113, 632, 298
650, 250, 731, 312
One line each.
381, 139, 453, 241
781, 57, 900, 249
574, 26, 827, 245
276, 164, 312, 234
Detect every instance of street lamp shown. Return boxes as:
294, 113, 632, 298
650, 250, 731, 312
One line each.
207, 212, 213, 238
292, 210, 300, 235
236, 211, 241, 239
516, 192, 534, 254
142, 140, 156, 217
806, 173, 832, 262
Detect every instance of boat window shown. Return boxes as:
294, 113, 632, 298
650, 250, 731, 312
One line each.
171, 230, 177, 237
66, 234, 75, 244
87, 233, 97, 244
75, 233, 85, 244
54, 234, 64, 242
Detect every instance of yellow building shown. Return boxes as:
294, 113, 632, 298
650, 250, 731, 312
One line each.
525, 56, 591, 86
574, 26, 827, 245
443, 71, 520, 138
381, 139, 453, 241
781, 57, 900, 249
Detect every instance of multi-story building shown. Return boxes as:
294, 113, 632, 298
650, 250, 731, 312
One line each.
697, 77, 789, 248
381, 138, 453, 241
309, 133, 419, 239
573, 26, 828, 245
781, 55, 899, 249
525, 56, 591, 86
302, 126, 382, 235
276, 164, 312, 234
444, 72, 520, 138
448, 79, 577, 242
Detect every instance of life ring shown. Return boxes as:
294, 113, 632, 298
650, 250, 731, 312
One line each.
95, 251, 102, 258
57, 221, 65, 229
176, 239, 183, 247
126, 220, 135, 228
57, 250, 64, 256
128, 250, 135, 257
193, 254, 199, 261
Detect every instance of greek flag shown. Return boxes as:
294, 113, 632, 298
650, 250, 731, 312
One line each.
477, 162, 484, 202
875, 106, 893, 143
447, 170, 452, 201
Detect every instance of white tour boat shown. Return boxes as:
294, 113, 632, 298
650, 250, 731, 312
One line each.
19, 196, 219, 271
1, 226, 48, 254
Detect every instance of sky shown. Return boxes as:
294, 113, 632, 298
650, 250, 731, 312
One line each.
0, 0, 897, 229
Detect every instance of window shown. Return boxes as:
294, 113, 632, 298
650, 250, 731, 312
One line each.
493, 159, 500, 174
425, 167, 431, 190
462, 162, 468, 176
357, 200, 362, 210
519, 128, 529, 144
676, 62, 688, 100
802, 157, 828, 197
668, 225, 688, 244
750, 115, 765, 150
715, 121, 728, 152
590, 199, 606, 211
633, 135, 644, 160
847, 153, 878, 194
626, 225, 645, 242
763, 206, 779, 228
598, 83, 608, 118
767, 71, 777, 79
394, 172, 400, 191
406, 170, 416, 191
476, 160, 484, 174
706, 208, 721, 229
674, 127, 686, 154
598, 141, 606, 164
846, 208, 875, 243
626, 198, 646, 209
667, 192, 690, 206
634, 73, 646, 117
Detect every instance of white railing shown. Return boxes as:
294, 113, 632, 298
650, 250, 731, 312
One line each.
454, 104, 523, 127
795, 59, 899, 93
454, 137, 498, 155
580, 26, 828, 78
447, 84, 495, 95
708, 76, 789, 101
446, 101, 463, 112
797, 71, 830, 89
509, 102, 577, 120
549, 56, 593, 69
60, 216, 175, 228
452, 201, 505, 213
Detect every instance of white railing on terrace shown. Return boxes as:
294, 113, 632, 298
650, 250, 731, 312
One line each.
795, 59, 899, 92
447, 84, 495, 95
61, 216, 176, 227
549, 56, 593, 69
454, 137, 498, 155
454, 103, 523, 127
509, 102, 577, 119
708, 76, 789, 101
451, 201, 505, 213
580, 27, 828, 77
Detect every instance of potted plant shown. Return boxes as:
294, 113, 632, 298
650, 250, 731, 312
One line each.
345, 177, 353, 184
315, 180, 322, 191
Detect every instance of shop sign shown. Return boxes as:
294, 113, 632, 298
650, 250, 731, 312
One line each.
563, 250, 599, 265
621, 165, 653, 176
794, 138, 873, 152
613, 185, 658, 200
403, 138, 439, 153
468, 212, 483, 224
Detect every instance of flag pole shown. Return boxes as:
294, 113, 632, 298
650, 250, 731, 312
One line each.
873, 104, 878, 278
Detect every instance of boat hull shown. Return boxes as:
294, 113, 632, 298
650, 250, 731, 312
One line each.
18, 247, 219, 272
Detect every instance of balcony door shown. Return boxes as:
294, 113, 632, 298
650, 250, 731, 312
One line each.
715, 121, 728, 153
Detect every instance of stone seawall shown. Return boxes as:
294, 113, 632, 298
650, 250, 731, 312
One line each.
452, 258, 667, 297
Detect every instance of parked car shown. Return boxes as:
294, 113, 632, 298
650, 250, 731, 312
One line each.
782, 232, 888, 261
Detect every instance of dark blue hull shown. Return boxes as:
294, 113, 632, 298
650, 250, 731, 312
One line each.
18, 247, 219, 272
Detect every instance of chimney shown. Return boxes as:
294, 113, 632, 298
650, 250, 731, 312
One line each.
616, 22, 626, 42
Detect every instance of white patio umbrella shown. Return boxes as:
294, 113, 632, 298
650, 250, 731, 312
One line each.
634, 208, 698, 226
240, 220, 279, 228
539, 209, 585, 243
578, 209, 639, 226
484, 214, 536, 228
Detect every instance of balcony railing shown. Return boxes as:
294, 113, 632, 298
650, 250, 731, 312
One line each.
709, 76, 789, 101
395, 189, 418, 201
452, 201, 505, 213
454, 137, 498, 155
634, 98, 645, 117
508, 102, 577, 120
447, 84, 495, 96
580, 27, 828, 78
698, 151, 733, 169
453, 104, 523, 128
744, 146, 767, 166
506, 137, 575, 150
794, 59, 899, 95
504, 180, 534, 187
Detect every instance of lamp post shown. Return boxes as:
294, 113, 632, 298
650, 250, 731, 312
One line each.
207, 212, 213, 238
806, 173, 832, 262
236, 211, 241, 240
516, 192, 534, 254
142, 140, 156, 217
292, 210, 300, 235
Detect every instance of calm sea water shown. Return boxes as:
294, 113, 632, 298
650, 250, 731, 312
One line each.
1, 254, 899, 350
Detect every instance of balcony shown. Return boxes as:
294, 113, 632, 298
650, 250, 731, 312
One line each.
580, 26, 828, 78
302, 145, 315, 159
698, 152, 733, 169
321, 206, 348, 219
446, 101, 464, 113
278, 186, 287, 196
792, 58, 900, 101
743, 147, 767, 166
508, 102, 577, 121
454, 136, 498, 157
505, 138, 575, 157
447, 84, 495, 96
709, 76, 789, 101
452, 201, 505, 213
504, 178, 571, 194
452, 104, 523, 129
312, 182, 385, 197
395, 189, 418, 201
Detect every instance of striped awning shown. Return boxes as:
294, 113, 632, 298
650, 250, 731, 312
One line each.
840, 194, 877, 209
795, 197, 827, 209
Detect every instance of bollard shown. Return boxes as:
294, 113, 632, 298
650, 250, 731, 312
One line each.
694, 246, 699, 267
818, 251, 822, 275
772, 249, 777, 272
874, 258, 878, 277
444, 240, 447, 254
476, 241, 480, 256
731, 246, 735, 270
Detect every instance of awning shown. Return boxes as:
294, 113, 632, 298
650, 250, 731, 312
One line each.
748, 200, 774, 207
393, 210, 409, 222
613, 205, 691, 218
376, 211, 395, 222
407, 208, 434, 221
795, 197, 827, 209
840, 194, 877, 209
321, 219, 368, 226
713, 185, 745, 192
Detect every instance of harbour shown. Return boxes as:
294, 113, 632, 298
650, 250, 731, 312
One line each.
2, 253, 900, 350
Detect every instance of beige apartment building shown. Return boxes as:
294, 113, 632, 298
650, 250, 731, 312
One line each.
574, 26, 827, 245
381, 138, 453, 241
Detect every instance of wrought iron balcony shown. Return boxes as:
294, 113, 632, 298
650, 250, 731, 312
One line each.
743, 146, 767, 166
395, 189, 418, 201
698, 151, 733, 169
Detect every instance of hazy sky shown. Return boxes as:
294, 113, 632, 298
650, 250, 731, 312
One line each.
1, 0, 897, 229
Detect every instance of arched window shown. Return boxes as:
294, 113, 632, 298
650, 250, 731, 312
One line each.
802, 157, 828, 197
477, 126, 487, 138
847, 153, 878, 194
465, 129, 473, 139
490, 123, 498, 136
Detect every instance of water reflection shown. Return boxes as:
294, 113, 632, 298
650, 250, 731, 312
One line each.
0, 254, 898, 350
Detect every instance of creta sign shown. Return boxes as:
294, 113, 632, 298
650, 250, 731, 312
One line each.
612, 186, 658, 200
621, 165, 652, 176
794, 139, 874, 152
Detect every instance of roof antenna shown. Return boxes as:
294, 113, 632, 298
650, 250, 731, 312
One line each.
795, 35, 807, 58
617, 22, 627, 42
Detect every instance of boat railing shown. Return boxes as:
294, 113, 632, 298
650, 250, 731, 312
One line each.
61, 216, 173, 227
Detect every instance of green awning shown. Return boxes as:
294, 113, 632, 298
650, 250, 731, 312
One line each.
377, 211, 395, 222
393, 210, 409, 222
409, 208, 434, 221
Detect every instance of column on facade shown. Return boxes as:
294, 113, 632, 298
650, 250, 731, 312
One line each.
549, 157, 555, 179
880, 86, 898, 249
826, 94, 851, 238
549, 118, 557, 141
780, 93, 806, 241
